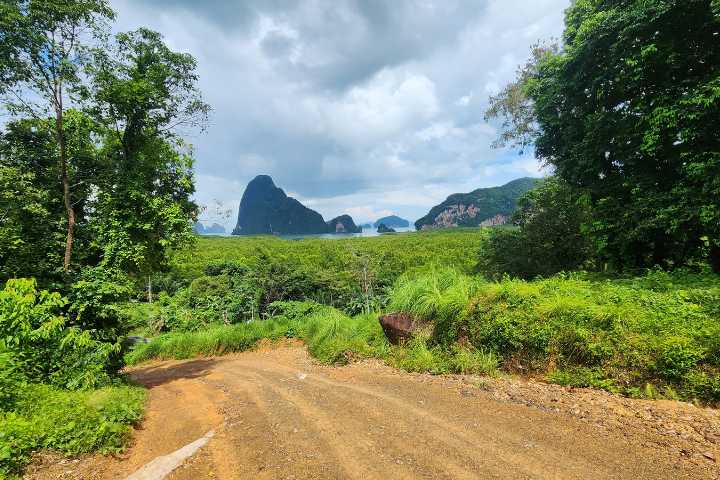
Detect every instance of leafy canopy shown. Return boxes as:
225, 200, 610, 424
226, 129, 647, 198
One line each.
488, 0, 720, 272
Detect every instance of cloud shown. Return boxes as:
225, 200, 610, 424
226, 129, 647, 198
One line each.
110, 0, 568, 226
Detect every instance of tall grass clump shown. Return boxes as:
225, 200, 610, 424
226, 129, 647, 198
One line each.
298, 308, 389, 363
127, 301, 389, 366
125, 316, 295, 364
387, 269, 720, 402
388, 268, 483, 345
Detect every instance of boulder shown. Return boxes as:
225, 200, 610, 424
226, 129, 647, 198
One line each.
378, 313, 417, 345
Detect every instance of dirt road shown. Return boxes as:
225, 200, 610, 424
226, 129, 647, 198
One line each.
26, 342, 720, 479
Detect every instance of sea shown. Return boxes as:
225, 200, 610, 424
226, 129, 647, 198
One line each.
201, 226, 416, 240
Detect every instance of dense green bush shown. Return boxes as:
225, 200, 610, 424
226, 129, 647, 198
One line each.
0, 279, 120, 391
0, 278, 145, 476
389, 268, 720, 402
477, 178, 593, 279
0, 384, 145, 477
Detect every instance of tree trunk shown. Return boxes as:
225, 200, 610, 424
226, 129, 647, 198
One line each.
56, 110, 75, 274
710, 243, 720, 274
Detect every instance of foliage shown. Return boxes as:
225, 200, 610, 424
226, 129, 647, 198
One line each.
0, 384, 145, 477
489, 0, 720, 272
125, 230, 486, 335
414, 177, 540, 230
484, 41, 558, 152
0, 0, 115, 273
477, 177, 593, 279
84, 27, 208, 275
0, 279, 120, 392
388, 268, 720, 402
173, 229, 485, 284
0, 113, 99, 287
1, 13, 205, 279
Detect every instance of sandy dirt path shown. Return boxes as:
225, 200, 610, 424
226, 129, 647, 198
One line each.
26, 343, 720, 479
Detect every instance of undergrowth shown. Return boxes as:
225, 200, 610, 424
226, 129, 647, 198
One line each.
391, 268, 720, 402
128, 267, 720, 404
0, 384, 145, 478
126, 301, 500, 378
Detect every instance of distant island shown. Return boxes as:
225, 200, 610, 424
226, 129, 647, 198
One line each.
376, 223, 396, 234
327, 214, 362, 233
373, 215, 409, 228
415, 177, 541, 230
193, 222, 226, 235
232, 175, 362, 235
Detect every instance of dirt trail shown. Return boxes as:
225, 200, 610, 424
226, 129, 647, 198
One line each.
26, 343, 720, 479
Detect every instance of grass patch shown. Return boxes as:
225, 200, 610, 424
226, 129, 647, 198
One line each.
127, 267, 720, 404
127, 300, 500, 379
388, 268, 720, 402
0, 383, 145, 478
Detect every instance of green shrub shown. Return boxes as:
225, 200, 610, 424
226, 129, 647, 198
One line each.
388, 269, 720, 402
0, 384, 145, 477
477, 178, 592, 279
0, 349, 24, 410
0, 278, 120, 390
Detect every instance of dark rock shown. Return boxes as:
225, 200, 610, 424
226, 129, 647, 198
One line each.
327, 214, 362, 233
379, 313, 417, 344
232, 175, 329, 235
376, 223, 396, 234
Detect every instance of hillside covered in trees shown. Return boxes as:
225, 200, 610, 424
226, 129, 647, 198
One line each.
414, 177, 539, 230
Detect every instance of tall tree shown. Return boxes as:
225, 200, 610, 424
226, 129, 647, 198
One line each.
0, 112, 99, 286
488, 0, 720, 272
0, 0, 114, 273
84, 28, 210, 275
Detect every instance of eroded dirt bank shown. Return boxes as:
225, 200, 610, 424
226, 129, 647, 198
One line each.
25, 343, 720, 479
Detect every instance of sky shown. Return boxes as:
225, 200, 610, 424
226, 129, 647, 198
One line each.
111, 0, 569, 229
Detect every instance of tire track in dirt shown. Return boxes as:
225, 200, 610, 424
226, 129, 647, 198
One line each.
24, 344, 720, 480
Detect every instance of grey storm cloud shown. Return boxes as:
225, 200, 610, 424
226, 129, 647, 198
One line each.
111, 0, 569, 227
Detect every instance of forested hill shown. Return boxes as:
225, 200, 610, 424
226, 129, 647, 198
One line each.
415, 177, 540, 230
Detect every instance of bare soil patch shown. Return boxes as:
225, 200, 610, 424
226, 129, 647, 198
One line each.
25, 345, 720, 479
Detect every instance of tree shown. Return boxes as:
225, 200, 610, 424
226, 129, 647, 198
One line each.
0, 112, 99, 286
0, 0, 114, 273
488, 0, 720, 272
484, 41, 558, 153
477, 177, 592, 279
83, 28, 210, 275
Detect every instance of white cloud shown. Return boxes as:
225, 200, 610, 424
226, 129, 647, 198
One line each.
455, 92, 473, 106
110, 0, 569, 224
